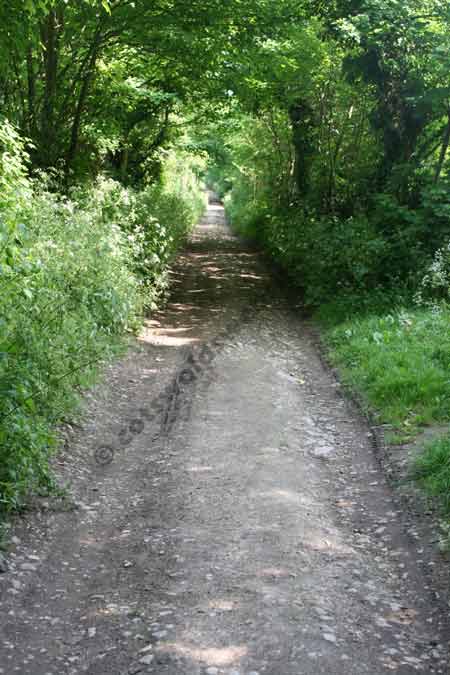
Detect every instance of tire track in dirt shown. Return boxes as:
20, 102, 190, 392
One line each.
0, 196, 448, 675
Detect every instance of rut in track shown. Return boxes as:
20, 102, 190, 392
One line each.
0, 197, 448, 675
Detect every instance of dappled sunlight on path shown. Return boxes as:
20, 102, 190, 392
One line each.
0, 195, 448, 675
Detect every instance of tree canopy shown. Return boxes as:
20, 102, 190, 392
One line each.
1, 0, 450, 222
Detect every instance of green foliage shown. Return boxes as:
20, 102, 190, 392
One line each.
0, 120, 33, 274
338, 0, 450, 182
85, 152, 206, 308
0, 182, 140, 511
415, 434, 450, 515
0, 123, 204, 512
0, 0, 301, 181
202, 0, 450, 315
0, 119, 31, 208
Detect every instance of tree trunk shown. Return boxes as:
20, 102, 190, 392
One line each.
40, 9, 59, 167
65, 25, 104, 182
120, 145, 129, 183
149, 107, 171, 152
434, 110, 450, 184
26, 44, 36, 137
288, 100, 315, 199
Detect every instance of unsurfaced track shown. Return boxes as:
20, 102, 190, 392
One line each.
0, 198, 448, 675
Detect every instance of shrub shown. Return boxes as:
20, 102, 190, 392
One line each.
222, 167, 450, 317
79, 151, 206, 309
228, 203, 393, 308
0, 182, 142, 511
0, 121, 205, 511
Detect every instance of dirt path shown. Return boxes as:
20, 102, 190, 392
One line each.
0, 199, 449, 675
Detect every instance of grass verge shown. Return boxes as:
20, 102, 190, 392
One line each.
324, 304, 450, 515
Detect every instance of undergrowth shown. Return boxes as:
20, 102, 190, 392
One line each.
0, 122, 205, 512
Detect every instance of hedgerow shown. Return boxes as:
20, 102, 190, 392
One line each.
0, 121, 204, 511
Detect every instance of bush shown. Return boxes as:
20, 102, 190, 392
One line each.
220, 150, 450, 318
227, 199, 396, 309
0, 182, 142, 511
130, 182, 204, 306
0, 122, 205, 511
81, 153, 206, 309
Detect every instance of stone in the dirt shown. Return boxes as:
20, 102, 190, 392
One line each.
139, 645, 153, 654
153, 629, 168, 639
311, 446, 334, 459
21, 562, 37, 571
323, 633, 337, 644
0, 554, 8, 573
205, 668, 219, 675
139, 654, 154, 665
